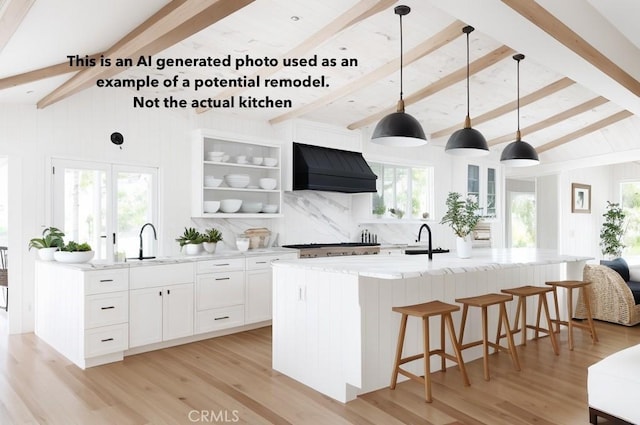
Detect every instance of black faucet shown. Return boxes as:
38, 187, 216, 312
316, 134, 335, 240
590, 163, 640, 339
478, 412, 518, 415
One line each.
417, 223, 433, 261
138, 223, 157, 260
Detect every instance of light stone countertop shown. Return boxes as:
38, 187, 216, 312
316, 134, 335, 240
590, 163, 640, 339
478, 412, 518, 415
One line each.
40, 247, 299, 271
272, 248, 592, 279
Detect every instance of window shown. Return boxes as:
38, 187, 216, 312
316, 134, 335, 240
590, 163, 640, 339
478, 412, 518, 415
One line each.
467, 165, 480, 201
487, 168, 496, 216
52, 159, 158, 260
467, 164, 497, 217
620, 181, 640, 256
369, 162, 434, 219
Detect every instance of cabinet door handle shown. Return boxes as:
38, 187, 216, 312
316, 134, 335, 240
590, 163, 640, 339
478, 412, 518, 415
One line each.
99, 279, 114, 283
215, 277, 230, 281
100, 306, 115, 310
101, 338, 114, 342
214, 316, 230, 321
214, 263, 230, 267
167, 289, 171, 295
159, 291, 162, 296
255, 261, 267, 264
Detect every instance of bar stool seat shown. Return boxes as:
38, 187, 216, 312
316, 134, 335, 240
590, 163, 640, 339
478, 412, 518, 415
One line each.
455, 293, 521, 381
546, 280, 598, 350
390, 300, 470, 402
499, 285, 559, 355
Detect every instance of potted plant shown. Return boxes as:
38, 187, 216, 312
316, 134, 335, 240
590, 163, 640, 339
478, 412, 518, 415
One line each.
28, 227, 65, 261
53, 240, 94, 263
372, 195, 386, 218
176, 227, 204, 255
440, 192, 481, 258
600, 201, 626, 259
202, 227, 223, 254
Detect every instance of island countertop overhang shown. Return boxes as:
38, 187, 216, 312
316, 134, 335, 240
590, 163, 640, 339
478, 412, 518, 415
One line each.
272, 248, 592, 279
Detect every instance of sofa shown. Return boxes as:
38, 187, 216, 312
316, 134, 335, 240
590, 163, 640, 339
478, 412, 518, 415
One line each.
588, 343, 640, 424
575, 259, 640, 326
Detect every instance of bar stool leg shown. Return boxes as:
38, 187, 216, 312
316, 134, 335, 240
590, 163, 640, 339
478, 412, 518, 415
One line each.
445, 313, 470, 387
566, 288, 575, 350
540, 292, 560, 355
459, 304, 469, 344
390, 314, 408, 389
551, 287, 562, 333
500, 302, 521, 371
481, 306, 490, 381
440, 314, 446, 371
582, 287, 599, 343
422, 317, 431, 402
519, 296, 527, 345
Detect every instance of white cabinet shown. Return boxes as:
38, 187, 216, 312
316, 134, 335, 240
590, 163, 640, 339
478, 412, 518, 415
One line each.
192, 129, 282, 218
245, 253, 298, 323
129, 263, 195, 348
35, 263, 129, 369
195, 258, 245, 333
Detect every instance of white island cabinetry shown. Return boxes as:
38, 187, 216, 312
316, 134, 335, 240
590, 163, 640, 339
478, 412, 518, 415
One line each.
245, 252, 298, 323
35, 263, 130, 369
129, 263, 195, 348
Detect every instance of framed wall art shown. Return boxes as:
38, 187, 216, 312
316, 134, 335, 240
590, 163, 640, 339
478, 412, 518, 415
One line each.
571, 183, 591, 213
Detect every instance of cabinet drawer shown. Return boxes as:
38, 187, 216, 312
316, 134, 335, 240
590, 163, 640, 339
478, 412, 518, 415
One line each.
85, 323, 128, 358
197, 257, 244, 274
196, 271, 244, 310
195, 306, 245, 333
85, 292, 128, 328
130, 263, 194, 290
85, 269, 129, 295
246, 254, 298, 270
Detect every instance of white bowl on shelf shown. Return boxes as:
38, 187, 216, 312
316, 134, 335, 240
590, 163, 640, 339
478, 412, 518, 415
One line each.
259, 178, 277, 190
220, 199, 243, 213
262, 204, 278, 214
263, 157, 278, 167
224, 174, 250, 188
221, 155, 230, 162
206, 151, 225, 161
240, 202, 263, 213
204, 176, 222, 187
252, 157, 263, 165
203, 201, 220, 213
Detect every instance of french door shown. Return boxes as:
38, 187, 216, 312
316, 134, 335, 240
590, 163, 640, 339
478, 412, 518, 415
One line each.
51, 159, 158, 261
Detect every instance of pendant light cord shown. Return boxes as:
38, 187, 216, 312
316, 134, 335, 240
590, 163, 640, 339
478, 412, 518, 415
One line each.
466, 29, 470, 118
517, 58, 520, 133
399, 12, 404, 102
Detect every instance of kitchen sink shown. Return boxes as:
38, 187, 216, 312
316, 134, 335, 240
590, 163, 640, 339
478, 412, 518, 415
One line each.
404, 248, 449, 255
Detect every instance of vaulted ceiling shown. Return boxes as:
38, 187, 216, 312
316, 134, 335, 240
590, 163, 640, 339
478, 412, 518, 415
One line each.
1, 0, 639, 176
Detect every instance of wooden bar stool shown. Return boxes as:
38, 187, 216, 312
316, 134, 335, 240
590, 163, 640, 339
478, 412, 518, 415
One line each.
456, 293, 521, 381
390, 300, 470, 402
545, 280, 598, 350
499, 285, 559, 355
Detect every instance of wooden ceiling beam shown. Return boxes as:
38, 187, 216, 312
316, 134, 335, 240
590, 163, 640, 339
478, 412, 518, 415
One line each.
0, 0, 35, 54
501, 0, 640, 97
198, 0, 398, 114
430, 77, 574, 139
37, 0, 254, 109
0, 53, 103, 90
347, 44, 514, 130
536, 110, 634, 154
270, 19, 464, 125
487, 96, 609, 146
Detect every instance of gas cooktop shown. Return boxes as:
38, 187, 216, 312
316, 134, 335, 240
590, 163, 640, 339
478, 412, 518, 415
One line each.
282, 242, 380, 258
282, 242, 380, 249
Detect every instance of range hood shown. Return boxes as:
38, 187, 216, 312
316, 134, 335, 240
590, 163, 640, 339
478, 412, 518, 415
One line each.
292, 142, 377, 193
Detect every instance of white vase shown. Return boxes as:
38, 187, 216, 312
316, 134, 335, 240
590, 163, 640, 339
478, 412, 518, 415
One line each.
202, 242, 217, 254
38, 247, 59, 261
184, 243, 202, 256
456, 235, 473, 259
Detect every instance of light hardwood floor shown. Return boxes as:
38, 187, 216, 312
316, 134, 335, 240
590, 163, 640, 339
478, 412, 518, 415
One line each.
0, 318, 638, 425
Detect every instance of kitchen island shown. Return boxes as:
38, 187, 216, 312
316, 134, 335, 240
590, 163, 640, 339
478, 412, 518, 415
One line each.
272, 249, 591, 403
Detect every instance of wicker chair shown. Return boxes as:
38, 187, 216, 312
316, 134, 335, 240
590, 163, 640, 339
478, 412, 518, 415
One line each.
575, 264, 640, 326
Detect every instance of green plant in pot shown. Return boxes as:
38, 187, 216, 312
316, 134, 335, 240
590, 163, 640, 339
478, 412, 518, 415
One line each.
176, 227, 204, 255
440, 192, 481, 258
54, 240, 94, 263
600, 201, 626, 259
202, 227, 223, 254
28, 227, 65, 261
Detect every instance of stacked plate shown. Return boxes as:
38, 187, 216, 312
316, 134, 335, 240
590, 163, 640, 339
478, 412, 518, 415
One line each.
224, 174, 250, 188
206, 151, 225, 161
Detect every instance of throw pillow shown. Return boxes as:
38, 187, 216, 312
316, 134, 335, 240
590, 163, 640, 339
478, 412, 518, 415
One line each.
600, 257, 630, 282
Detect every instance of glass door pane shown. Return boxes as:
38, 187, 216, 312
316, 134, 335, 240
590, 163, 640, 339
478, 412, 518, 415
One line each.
114, 167, 157, 259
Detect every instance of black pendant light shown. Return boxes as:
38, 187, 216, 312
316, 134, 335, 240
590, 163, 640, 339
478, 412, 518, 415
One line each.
371, 5, 427, 147
445, 26, 489, 156
500, 54, 540, 167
